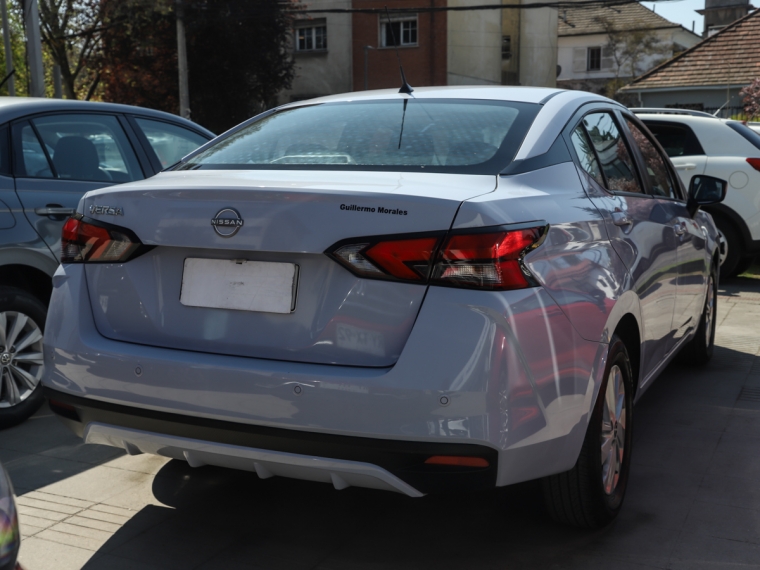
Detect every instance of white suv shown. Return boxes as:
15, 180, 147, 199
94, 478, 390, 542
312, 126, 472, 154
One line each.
633, 109, 760, 277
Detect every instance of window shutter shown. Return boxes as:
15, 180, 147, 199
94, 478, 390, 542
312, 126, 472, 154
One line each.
572, 48, 586, 73
601, 46, 614, 70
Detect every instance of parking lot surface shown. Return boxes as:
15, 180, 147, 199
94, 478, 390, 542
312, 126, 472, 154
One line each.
4, 279, 760, 570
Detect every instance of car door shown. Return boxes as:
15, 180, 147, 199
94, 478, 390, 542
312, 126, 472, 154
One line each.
12, 113, 145, 254
567, 109, 678, 381
640, 120, 707, 188
625, 116, 707, 343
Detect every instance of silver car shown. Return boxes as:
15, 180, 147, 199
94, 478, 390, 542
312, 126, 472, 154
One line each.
42, 87, 725, 528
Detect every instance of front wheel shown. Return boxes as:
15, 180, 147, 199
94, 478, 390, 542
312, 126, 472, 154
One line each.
542, 335, 634, 528
678, 266, 717, 366
0, 287, 46, 429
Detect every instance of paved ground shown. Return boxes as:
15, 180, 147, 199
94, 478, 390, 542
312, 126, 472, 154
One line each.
4, 278, 760, 570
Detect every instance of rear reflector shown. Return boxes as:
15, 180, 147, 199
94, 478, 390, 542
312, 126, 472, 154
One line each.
61, 216, 150, 263
425, 456, 490, 468
328, 225, 546, 290
747, 158, 760, 172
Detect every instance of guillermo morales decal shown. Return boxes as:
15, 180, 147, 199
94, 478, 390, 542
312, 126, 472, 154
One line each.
340, 204, 408, 216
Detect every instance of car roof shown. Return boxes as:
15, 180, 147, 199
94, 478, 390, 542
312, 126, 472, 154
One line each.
0, 97, 215, 137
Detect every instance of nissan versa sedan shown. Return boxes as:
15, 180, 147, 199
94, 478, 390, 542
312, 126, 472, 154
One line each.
42, 87, 725, 528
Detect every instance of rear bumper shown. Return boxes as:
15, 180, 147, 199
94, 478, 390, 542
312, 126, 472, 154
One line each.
46, 388, 497, 495
43, 263, 607, 490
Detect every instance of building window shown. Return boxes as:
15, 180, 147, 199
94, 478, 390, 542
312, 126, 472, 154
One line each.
502, 35, 511, 59
296, 21, 327, 51
381, 15, 418, 47
587, 47, 602, 71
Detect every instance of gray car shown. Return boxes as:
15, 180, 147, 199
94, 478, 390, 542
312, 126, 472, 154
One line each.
42, 87, 724, 528
0, 98, 213, 428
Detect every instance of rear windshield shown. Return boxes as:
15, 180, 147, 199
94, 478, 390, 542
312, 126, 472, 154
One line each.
726, 121, 760, 151
177, 99, 540, 175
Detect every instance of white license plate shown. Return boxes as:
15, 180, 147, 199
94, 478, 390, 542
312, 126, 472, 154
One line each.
180, 258, 298, 314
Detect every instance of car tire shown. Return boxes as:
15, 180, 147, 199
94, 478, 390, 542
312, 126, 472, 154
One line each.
678, 265, 717, 366
542, 335, 634, 529
715, 219, 743, 278
0, 287, 46, 430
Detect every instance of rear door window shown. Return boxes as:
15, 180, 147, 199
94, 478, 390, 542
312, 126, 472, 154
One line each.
133, 118, 210, 168
569, 126, 605, 186
642, 121, 705, 157
582, 112, 643, 194
625, 119, 678, 199
22, 114, 142, 182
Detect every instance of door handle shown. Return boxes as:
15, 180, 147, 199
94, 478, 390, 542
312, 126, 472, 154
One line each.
674, 222, 687, 236
34, 206, 75, 216
675, 163, 697, 171
612, 211, 632, 227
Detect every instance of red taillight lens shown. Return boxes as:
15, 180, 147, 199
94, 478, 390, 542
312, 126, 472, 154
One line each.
328, 225, 546, 290
747, 158, 760, 172
431, 227, 545, 290
331, 235, 442, 281
61, 216, 146, 263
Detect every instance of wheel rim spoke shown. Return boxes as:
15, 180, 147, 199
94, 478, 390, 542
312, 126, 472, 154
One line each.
6, 313, 28, 349
13, 352, 43, 365
3, 368, 20, 405
14, 326, 42, 353
601, 363, 626, 495
9, 363, 39, 391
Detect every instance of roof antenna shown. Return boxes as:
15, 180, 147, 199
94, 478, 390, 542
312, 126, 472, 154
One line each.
384, 6, 414, 95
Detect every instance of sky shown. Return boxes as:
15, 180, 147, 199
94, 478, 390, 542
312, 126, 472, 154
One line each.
640, 0, 705, 34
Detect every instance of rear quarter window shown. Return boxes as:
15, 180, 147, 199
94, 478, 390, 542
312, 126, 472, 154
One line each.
642, 121, 705, 157
726, 121, 760, 151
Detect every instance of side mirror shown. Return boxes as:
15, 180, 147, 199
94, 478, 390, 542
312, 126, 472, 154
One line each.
687, 175, 727, 216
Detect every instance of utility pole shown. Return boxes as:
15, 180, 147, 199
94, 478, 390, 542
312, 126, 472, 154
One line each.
1, 0, 14, 96
24, 0, 45, 97
176, 0, 190, 119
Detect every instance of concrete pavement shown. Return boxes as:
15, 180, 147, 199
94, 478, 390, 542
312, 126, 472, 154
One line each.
4, 278, 760, 570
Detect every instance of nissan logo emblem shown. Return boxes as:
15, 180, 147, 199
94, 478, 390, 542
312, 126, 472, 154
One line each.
211, 208, 244, 237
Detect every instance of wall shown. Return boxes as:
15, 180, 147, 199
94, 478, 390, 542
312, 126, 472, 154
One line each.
277, 0, 353, 104
447, 0, 502, 85
351, 0, 447, 91
519, 0, 558, 87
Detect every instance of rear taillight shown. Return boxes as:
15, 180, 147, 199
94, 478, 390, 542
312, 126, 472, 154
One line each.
431, 227, 545, 290
327, 224, 547, 290
747, 158, 760, 172
61, 216, 150, 263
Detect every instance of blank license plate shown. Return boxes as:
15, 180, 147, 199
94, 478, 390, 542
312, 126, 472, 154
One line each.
180, 258, 298, 314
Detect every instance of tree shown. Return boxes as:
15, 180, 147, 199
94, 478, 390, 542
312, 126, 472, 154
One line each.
594, 16, 672, 102
34, 0, 108, 99
99, 0, 298, 133
741, 78, 760, 121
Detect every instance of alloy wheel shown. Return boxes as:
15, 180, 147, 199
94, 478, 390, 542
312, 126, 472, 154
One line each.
600, 364, 626, 495
717, 229, 728, 267
0, 312, 44, 408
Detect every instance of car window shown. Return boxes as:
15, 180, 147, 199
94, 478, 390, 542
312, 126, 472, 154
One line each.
134, 118, 209, 168
570, 125, 605, 186
625, 120, 678, 200
0, 126, 10, 176
641, 121, 705, 157
17, 123, 54, 178
582, 112, 643, 194
178, 99, 541, 175
27, 114, 141, 183
726, 121, 760, 151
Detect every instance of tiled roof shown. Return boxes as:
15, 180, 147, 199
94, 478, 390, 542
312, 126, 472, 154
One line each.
558, 2, 682, 36
621, 8, 760, 91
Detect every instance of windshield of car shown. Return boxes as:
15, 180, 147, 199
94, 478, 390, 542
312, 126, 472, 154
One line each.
177, 99, 540, 174
726, 121, 760, 151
